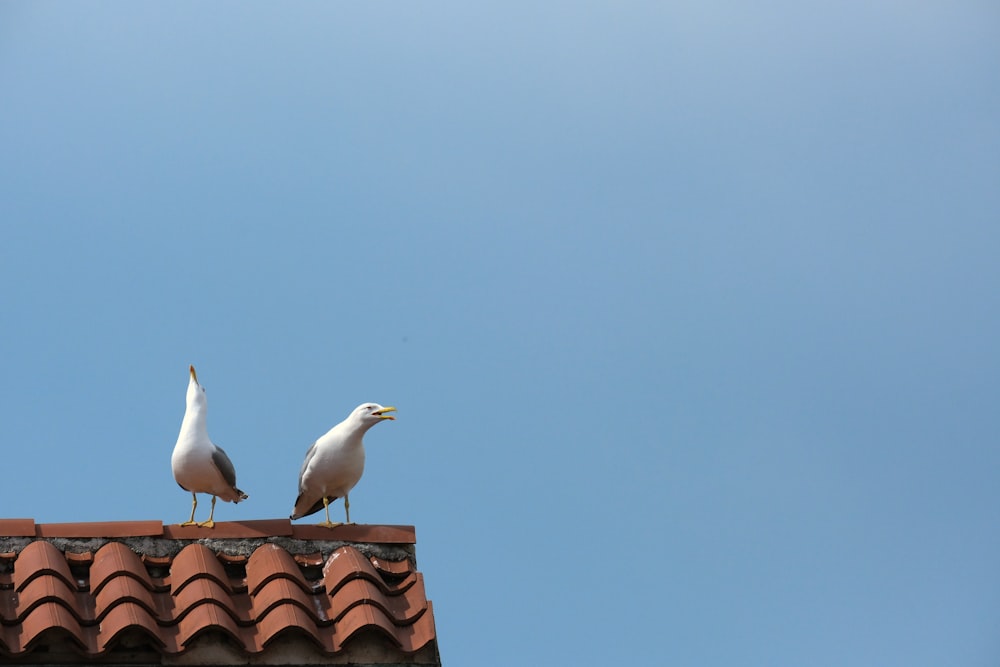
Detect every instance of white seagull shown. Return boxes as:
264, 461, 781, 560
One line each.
291, 403, 396, 527
171, 365, 248, 528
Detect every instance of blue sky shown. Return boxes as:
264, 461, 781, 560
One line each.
2, 2, 999, 665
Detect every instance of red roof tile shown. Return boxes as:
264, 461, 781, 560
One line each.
0, 520, 439, 665
0, 519, 35, 537
35, 520, 164, 538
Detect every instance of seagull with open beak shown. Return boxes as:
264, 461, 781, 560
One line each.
291, 402, 396, 527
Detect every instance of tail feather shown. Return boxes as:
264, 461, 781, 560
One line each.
290, 494, 334, 520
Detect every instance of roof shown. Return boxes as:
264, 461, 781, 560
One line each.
0, 519, 439, 665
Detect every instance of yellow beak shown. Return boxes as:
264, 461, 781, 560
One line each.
189, 365, 198, 383
375, 406, 397, 420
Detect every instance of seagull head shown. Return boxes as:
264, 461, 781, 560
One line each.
350, 403, 397, 428
186, 364, 208, 408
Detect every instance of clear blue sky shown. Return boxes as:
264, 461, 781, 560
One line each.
2, 3, 999, 665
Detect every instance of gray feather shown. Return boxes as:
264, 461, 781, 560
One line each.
291, 441, 333, 519
211, 445, 238, 487
211, 444, 247, 501
297, 441, 318, 495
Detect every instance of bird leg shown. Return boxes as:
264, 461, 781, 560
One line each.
198, 496, 217, 529
317, 496, 342, 529
344, 495, 352, 525
180, 494, 198, 526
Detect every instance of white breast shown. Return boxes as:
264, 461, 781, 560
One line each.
303, 434, 366, 499
172, 435, 226, 496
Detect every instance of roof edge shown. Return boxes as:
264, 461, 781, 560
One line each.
0, 519, 416, 543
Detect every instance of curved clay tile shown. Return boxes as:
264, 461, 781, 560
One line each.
368, 554, 413, 577
18, 601, 90, 653
389, 600, 438, 655
246, 544, 311, 596
335, 601, 437, 655
65, 551, 93, 568
328, 576, 427, 625
322, 546, 415, 597
332, 603, 401, 651
95, 601, 165, 654
217, 552, 248, 567
254, 603, 332, 654
91, 542, 153, 595
293, 551, 324, 568
12, 541, 76, 593
170, 578, 242, 625
93, 575, 159, 622
14, 574, 85, 623
249, 576, 322, 624
141, 553, 172, 568
174, 603, 246, 653
171, 544, 233, 595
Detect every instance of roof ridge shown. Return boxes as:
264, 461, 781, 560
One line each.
0, 519, 415, 541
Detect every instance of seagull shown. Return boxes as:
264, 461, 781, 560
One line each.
291, 403, 396, 527
170, 365, 248, 528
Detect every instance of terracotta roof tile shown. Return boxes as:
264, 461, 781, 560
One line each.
0, 519, 35, 537
174, 577, 244, 627
18, 601, 90, 652
291, 523, 416, 543
172, 543, 236, 594
14, 541, 77, 591
256, 601, 329, 651
36, 520, 163, 538
161, 519, 294, 540
330, 576, 428, 624
370, 553, 415, 577
93, 575, 158, 620
96, 601, 164, 652
246, 543, 311, 595
293, 551, 324, 568
252, 577, 317, 623
65, 551, 93, 567
176, 601, 246, 649
335, 601, 437, 654
16, 574, 84, 622
0, 519, 439, 665
91, 542, 155, 594
324, 545, 417, 596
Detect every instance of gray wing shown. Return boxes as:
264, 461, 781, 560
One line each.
297, 441, 319, 495
291, 441, 331, 519
211, 444, 239, 488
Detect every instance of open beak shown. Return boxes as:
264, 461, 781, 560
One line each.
189, 365, 199, 384
375, 406, 397, 420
